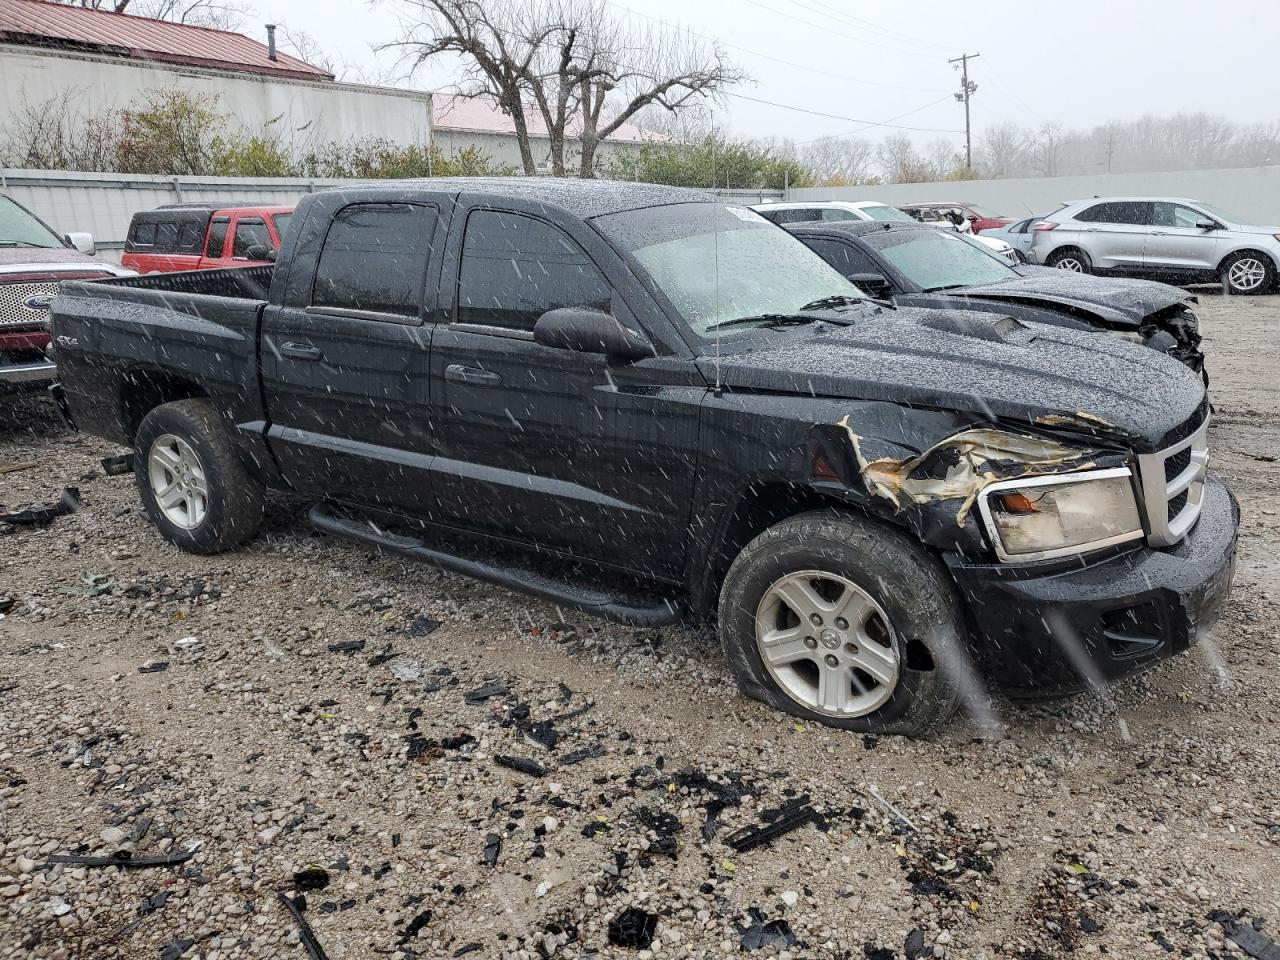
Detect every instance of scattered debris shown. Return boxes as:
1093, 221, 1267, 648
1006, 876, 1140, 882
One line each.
0, 461, 37, 475
904, 927, 933, 959
46, 849, 195, 869
397, 908, 432, 945
452, 944, 483, 957
0, 486, 79, 528
61, 572, 114, 597
406, 616, 442, 637
100, 453, 135, 476
867, 785, 918, 832
521, 721, 559, 751
464, 682, 510, 705
158, 938, 193, 960
388, 660, 423, 682
482, 833, 501, 867
737, 909, 798, 951
608, 907, 658, 949
1211, 912, 1280, 960
0, 596, 15, 614
293, 865, 330, 891
278, 892, 331, 960
138, 661, 170, 674
725, 803, 822, 853
494, 754, 547, 777
327, 640, 365, 654
560, 743, 606, 765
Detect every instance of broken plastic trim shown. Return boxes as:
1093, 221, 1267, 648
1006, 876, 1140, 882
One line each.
838, 418, 1097, 528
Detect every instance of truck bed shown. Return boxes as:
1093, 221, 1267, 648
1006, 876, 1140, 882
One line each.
86, 264, 274, 300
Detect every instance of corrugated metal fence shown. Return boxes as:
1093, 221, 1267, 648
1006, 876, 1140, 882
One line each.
2, 168, 784, 260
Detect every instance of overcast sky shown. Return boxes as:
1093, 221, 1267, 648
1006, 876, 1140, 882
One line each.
245, 0, 1280, 148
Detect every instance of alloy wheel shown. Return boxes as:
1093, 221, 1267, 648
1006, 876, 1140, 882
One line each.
754, 570, 900, 717
148, 433, 210, 530
1227, 257, 1266, 292
1054, 256, 1085, 272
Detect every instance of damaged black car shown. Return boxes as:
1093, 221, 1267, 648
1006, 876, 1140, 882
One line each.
786, 219, 1205, 378
49, 181, 1237, 736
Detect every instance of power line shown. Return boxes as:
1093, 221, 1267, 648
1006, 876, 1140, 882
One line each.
601, 0, 948, 94
725, 91, 963, 133
740, 0, 941, 60
779, 0, 952, 53
796, 95, 957, 144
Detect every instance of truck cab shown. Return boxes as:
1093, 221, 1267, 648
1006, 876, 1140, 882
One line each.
121, 204, 293, 274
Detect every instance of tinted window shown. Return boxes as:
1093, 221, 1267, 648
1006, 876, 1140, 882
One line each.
457, 211, 611, 333
312, 203, 436, 317
233, 218, 271, 258
862, 228, 1015, 291
156, 221, 179, 249
818, 208, 859, 222
134, 222, 157, 246
802, 238, 882, 279
207, 218, 229, 258
1077, 201, 1151, 225
178, 221, 202, 251
757, 207, 823, 225
272, 212, 294, 240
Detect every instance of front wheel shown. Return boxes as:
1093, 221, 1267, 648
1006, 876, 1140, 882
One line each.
1220, 252, 1274, 295
134, 399, 264, 554
717, 511, 966, 737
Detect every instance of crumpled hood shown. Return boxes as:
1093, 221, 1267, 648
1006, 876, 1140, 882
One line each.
705, 307, 1206, 447
948, 269, 1190, 326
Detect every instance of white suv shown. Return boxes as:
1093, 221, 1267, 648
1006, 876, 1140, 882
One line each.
754, 200, 1019, 264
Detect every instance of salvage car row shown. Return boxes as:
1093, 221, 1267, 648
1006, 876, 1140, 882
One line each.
40, 178, 1236, 738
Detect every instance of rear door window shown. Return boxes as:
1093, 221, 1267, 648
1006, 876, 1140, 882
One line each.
455, 210, 611, 333
1078, 202, 1151, 225
1153, 202, 1206, 228
232, 218, 271, 259
207, 218, 229, 258
311, 202, 437, 318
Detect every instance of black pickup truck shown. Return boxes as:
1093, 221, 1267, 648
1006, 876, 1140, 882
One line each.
50, 179, 1238, 736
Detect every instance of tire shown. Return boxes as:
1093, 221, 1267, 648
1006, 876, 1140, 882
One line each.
1047, 247, 1092, 273
717, 510, 965, 737
133, 398, 264, 554
1011, 249, 1029, 265
1219, 251, 1274, 295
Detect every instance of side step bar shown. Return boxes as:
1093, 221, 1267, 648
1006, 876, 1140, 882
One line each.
309, 504, 683, 628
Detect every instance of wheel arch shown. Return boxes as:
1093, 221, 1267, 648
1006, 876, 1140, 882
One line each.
119, 367, 209, 442
1216, 245, 1278, 273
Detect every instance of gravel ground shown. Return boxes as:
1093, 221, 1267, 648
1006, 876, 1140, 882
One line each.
2, 292, 1279, 960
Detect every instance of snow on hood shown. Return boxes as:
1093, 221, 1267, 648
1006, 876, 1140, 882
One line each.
956, 269, 1190, 322
0, 248, 133, 276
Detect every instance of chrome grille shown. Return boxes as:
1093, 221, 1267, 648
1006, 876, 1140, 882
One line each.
0, 280, 61, 328
1136, 416, 1209, 547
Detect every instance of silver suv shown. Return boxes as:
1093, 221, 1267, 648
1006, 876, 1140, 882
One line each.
1030, 196, 1280, 294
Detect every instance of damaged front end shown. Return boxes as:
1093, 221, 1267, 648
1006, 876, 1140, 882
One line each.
1137, 301, 1204, 377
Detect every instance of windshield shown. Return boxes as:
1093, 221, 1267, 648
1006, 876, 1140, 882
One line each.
596, 203, 865, 337
0, 196, 64, 249
865, 228, 1017, 291
862, 205, 916, 222
966, 204, 1002, 218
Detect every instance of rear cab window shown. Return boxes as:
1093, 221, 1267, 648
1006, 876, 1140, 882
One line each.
310, 202, 437, 320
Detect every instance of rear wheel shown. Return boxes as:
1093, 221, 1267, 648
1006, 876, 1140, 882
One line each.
134, 399, 264, 554
1220, 251, 1274, 295
717, 510, 966, 737
1048, 247, 1092, 273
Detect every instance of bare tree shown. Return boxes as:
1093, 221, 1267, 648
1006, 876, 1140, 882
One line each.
876, 131, 926, 183
382, 0, 743, 177
52, 0, 248, 29
1030, 121, 1065, 177
975, 121, 1027, 178
800, 137, 874, 185
923, 137, 961, 179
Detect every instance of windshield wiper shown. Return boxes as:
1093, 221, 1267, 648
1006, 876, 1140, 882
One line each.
704, 314, 822, 333
798, 294, 865, 311
0, 241, 50, 248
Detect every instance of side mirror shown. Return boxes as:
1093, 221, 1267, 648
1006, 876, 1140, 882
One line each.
65, 232, 95, 256
848, 272, 892, 297
533, 307, 652, 361
1195, 219, 1219, 231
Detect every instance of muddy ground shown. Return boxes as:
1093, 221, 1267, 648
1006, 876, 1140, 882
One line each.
2, 293, 1278, 960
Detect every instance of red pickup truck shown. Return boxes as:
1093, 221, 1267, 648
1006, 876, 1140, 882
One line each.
121, 204, 294, 274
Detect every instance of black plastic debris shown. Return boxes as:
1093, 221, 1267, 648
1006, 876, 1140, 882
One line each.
521, 721, 558, 751
904, 927, 933, 959
494, 755, 547, 777
561, 743, 606, 765
862, 945, 895, 960
1210, 912, 1280, 960
327, 640, 365, 654
483, 833, 502, 867
398, 908, 432, 945
406, 616, 442, 637
608, 907, 658, 949
101, 454, 135, 477
725, 804, 822, 853
293, 865, 330, 891
278, 892, 331, 960
464, 682, 510, 705
158, 938, 193, 960
453, 944, 483, 957
0, 487, 79, 528
0, 596, 14, 614
46, 848, 194, 869
737, 909, 798, 951
367, 648, 397, 667
139, 891, 170, 916
138, 662, 169, 674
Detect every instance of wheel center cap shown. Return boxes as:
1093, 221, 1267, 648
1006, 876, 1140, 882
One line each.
819, 629, 840, 649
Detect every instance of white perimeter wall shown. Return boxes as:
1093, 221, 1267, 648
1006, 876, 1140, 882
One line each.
787, 164, 1280, 223
0, 46, 430, 151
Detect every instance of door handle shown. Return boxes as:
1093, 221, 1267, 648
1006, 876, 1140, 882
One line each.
280, 342, 323, 362
445, 364, 502, 387
1151, 231, 1169, 236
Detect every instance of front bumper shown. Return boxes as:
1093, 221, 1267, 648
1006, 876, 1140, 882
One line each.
947, 473, 1238, 697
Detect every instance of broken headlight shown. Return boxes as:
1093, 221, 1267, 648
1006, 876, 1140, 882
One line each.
977, 467, 1144, 562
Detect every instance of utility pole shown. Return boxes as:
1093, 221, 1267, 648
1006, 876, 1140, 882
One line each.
949, 52, 979, 170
